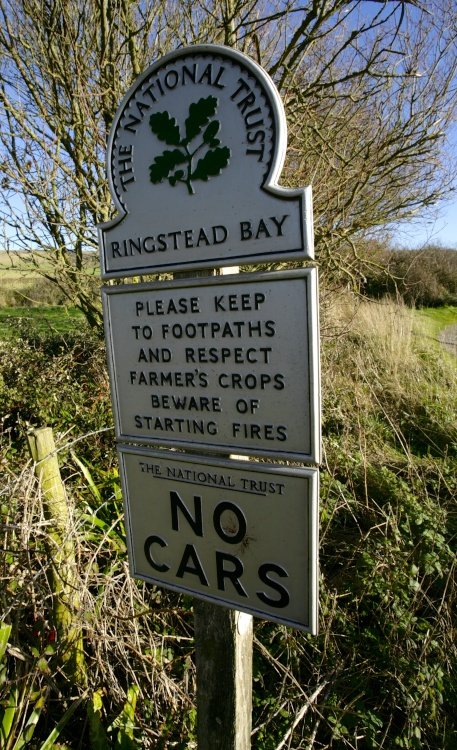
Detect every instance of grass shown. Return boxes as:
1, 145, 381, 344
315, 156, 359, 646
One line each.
0, 250, 98, 336
1, 290, 456, 748
0, 250, 100, 308
0, 250, 99, 274
415, 305, 457, 337
0, 306, 85, 337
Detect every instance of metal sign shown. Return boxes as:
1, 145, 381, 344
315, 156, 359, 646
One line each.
99, 44, 313, 278
118, 445, 319, 632
103, 269, 321, 463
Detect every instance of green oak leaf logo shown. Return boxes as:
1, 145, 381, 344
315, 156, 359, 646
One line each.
149, 96, 231, 195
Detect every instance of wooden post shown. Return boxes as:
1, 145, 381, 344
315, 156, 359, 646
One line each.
174, 268, 254, 749
194, 602, 253, 749
27, 427, 86, 686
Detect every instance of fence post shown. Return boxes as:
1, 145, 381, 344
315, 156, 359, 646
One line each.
27, 426, 86, 686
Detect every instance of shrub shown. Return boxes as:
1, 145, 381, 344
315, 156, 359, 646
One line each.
0, 324, 112, 469
361, 246, 457, 307
11, 277, 68, 307
1, 295, 456, 748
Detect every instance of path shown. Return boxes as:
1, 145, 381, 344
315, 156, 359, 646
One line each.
439, 323, 457, 357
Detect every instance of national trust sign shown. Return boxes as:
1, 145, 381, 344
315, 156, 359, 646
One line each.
100, 45, 320, 632
99, 45, 313, 278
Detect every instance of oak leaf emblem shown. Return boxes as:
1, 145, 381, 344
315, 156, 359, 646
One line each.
149, 96, 230, 194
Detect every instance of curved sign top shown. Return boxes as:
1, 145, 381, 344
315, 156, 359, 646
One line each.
99, 44, 313, 278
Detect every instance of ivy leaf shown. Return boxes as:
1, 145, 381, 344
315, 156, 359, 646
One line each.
149, 149, 187, 184
149, 111, 182, 146
184, 96, 218, 143
192, 146, 231, 182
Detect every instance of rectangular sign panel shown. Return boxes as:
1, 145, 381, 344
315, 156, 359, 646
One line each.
103, 269, 320, 462
118, 446, 319, 631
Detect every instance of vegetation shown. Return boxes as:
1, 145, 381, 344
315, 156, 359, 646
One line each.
1, 1, 457, 327
417, 305, 457, 340
361, 246, 457, 308
0, 252, 93, 337
1, 289, 456, 748
0, 307, 84, 338
0, 1, 456, 747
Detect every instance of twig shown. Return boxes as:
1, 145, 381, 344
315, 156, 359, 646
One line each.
274, 682, 328, 750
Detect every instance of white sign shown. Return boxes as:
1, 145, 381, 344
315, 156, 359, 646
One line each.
99, 44, 313, 278
103, 269, 321, 462
118, 446, 319, 632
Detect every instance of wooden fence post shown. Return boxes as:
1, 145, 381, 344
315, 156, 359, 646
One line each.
27, 427, 86, 686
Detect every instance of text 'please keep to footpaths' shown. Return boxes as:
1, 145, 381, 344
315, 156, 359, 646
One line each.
103, 269, 320, 462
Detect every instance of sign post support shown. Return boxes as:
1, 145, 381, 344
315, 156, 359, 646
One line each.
99, 44, 320, 749
175, 262, 254, 750
173, 258, 254, 747
194, 602, 253, 749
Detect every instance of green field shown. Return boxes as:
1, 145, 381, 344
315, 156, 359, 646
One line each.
0, 306, 85, 337
0, 251, 97, 336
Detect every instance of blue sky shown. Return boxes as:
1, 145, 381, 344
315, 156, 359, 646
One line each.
393, 196, 457, 250
392, 121, 457, 250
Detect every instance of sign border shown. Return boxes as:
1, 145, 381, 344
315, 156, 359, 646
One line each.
117, 444, 319, 632
102, 268, 321, 463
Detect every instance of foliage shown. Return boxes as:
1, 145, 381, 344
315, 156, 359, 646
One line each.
1, 1, 457, 324
0, 618, 82, 750
0, 250, 99, 326
361, 245, 457, 307
1, 296, 456, 748
246, 297, 457, 749
149, 95, 230, 194
0, 325, 111, 466
0, 279, 67, 308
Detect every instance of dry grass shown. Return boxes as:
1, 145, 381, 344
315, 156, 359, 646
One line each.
322, 292, 455, 385
1, 450, 195, 747
353, 297, 414, 356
